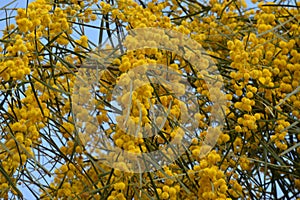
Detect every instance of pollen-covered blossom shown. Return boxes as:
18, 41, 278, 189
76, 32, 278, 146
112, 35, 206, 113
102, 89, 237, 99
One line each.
1, 0, 300, 199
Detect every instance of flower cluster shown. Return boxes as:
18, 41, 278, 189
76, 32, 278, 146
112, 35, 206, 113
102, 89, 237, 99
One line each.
1, 0, 300, 199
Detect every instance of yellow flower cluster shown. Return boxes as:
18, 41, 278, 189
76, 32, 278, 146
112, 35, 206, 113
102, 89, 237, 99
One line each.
111, 0, 170, 29
1, 0, 300, 199
0, 0, 98, 198
0, 85, 51, 197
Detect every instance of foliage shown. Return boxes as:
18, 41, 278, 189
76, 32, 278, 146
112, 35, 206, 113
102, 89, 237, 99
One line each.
0, 0, 300, 199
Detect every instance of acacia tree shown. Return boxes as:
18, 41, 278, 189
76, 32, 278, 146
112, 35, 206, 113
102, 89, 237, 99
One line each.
0, 0, 300, 199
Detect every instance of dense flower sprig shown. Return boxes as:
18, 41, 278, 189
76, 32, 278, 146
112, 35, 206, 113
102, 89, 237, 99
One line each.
0, 0, 300, 199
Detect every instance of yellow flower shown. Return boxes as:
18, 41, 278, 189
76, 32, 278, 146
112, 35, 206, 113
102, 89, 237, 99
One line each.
161, 191, 169, 199
114, 182, 126, 190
